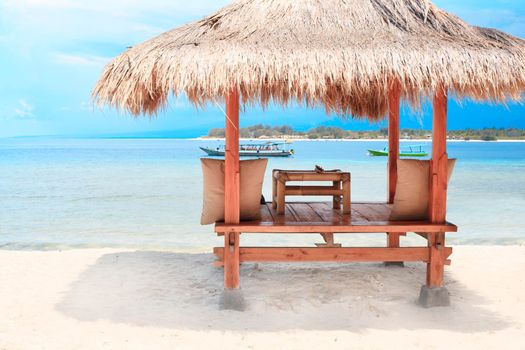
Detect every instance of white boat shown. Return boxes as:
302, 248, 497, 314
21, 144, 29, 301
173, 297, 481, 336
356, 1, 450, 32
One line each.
200, 141, 294, 157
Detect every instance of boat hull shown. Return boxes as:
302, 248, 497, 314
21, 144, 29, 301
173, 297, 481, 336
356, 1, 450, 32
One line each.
367, 149, 428, 157
200, 147, 293, 157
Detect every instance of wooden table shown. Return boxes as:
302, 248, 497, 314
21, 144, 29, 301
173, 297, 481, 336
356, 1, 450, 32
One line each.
272, 169, 351, 215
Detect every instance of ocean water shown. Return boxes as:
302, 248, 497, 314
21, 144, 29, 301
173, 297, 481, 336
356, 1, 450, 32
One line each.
1, 138, 524, 250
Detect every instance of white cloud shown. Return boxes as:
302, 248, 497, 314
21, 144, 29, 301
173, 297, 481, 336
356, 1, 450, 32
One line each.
53, 53, 109, 67
14, 99, 35, 118
80, 101, 92, 111
4, 0, 228, 17
0, 99, 36, 120
1, 0, 229, 44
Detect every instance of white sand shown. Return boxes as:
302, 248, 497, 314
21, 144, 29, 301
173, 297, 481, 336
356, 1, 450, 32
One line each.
1, 246, 524, 350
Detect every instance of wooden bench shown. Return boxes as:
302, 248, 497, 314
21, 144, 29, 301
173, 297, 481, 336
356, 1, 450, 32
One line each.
272, 169, 351, 215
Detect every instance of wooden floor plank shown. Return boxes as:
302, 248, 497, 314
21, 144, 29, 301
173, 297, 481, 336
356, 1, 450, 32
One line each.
307, 202, 334, 222
351, 204, 374, 221
360, 203, 391, 221
268, 202, 297, 223
289, 203, 323, 222
223, 202, 457, 234
260, 203, 274, 222
350, 207, 370, 222
308, 202, 351, 224
285, 203, 300, 221
264, 203, 275, 222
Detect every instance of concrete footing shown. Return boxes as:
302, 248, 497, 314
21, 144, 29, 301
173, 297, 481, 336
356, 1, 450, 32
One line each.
418, 286, 450, 308
219, 289, 246, 311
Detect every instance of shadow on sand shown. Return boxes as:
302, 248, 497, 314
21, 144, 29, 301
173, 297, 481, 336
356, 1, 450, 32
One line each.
56, 251, 510, 332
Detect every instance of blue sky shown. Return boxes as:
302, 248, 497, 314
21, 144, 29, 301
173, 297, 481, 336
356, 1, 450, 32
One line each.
0, 0, 524, 138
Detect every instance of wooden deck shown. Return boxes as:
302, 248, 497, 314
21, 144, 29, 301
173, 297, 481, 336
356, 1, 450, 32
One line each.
215, 202, 457, 234
214, 201, 455, 267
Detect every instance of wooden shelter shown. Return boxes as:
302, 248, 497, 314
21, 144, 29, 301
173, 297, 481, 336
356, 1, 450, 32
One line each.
93, 0, 525, 307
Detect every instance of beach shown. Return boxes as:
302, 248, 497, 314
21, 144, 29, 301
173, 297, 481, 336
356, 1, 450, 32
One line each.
3, 0, 525, 347
1, 246, 524, 350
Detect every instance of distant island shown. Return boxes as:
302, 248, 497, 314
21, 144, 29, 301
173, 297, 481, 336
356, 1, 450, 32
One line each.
205, 125, 525, 141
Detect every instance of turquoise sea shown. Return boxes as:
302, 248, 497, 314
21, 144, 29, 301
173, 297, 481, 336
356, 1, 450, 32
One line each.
1, 138, 524, 250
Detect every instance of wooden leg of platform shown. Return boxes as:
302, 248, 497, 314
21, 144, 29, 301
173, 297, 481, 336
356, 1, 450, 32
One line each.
385, 232, 405, 266
224, 231, 240, 289
332, 182, 341, 210
315, 232, 342, 248
418, 86, 451, 307
276, 180, 285, 215
426, 233, 446, 288
387, 232, 401, 248
272, 172, 277, 209
342, 178, 351, 214
419, 232, 450, 307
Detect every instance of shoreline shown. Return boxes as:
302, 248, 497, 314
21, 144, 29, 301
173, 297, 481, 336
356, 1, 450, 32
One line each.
195, 137, 525, 142
3, 136, 525, 142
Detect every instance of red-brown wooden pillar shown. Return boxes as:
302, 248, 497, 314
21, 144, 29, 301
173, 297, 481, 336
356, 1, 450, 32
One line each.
224, 87, 240, 289
428, 85, 449, 226
387, 80, 401, 204
386, 80, 404, 260
419, 84, 451, 307
424, 84, 450, 297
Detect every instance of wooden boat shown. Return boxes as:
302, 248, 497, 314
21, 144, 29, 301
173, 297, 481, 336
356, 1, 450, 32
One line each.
200, 141, 294, 157
368, 145, 428, 157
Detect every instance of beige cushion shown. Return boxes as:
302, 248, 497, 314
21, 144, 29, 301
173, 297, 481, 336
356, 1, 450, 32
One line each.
200, 158, 268, 225
390, 159, 456, 221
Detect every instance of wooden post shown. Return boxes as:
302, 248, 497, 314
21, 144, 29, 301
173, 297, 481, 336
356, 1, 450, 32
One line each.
386, 80, 402, 265
332, 181, 341, 210
342, 176, 351, 214
224, 231, 240, 289
387, 233, 401, 248
388, 80, 401, 204
426, 85, 449, 288
272, 170, 278, 209
224, 87, 240, 289
276, 179, 285, 215
429, 85, 449, 225
385, 232, 406, 266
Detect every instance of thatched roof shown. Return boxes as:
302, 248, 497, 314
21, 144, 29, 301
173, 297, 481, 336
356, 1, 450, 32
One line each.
93, 0, 525, 120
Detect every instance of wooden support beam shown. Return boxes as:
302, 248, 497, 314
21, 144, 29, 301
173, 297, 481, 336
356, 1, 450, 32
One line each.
213, 247, 453, 263
285, 186, 343, 196
223, 232, 240, 288
427, 84, 449, 288
388, 80, 401, 204
342, 178, 351, 214
332, 182, 342, 210
272, 171, 278, 209
429, 85, 449, 224
224, 88, 240, 225
387, 232, 405, 248
280, 173, 349, 182
223, 88, 240, 289
426, 233, 447, 287
215, 221, 457, 234
315, 233, 342, 248
276, 179, 285, 215
386, 232, 405, 265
